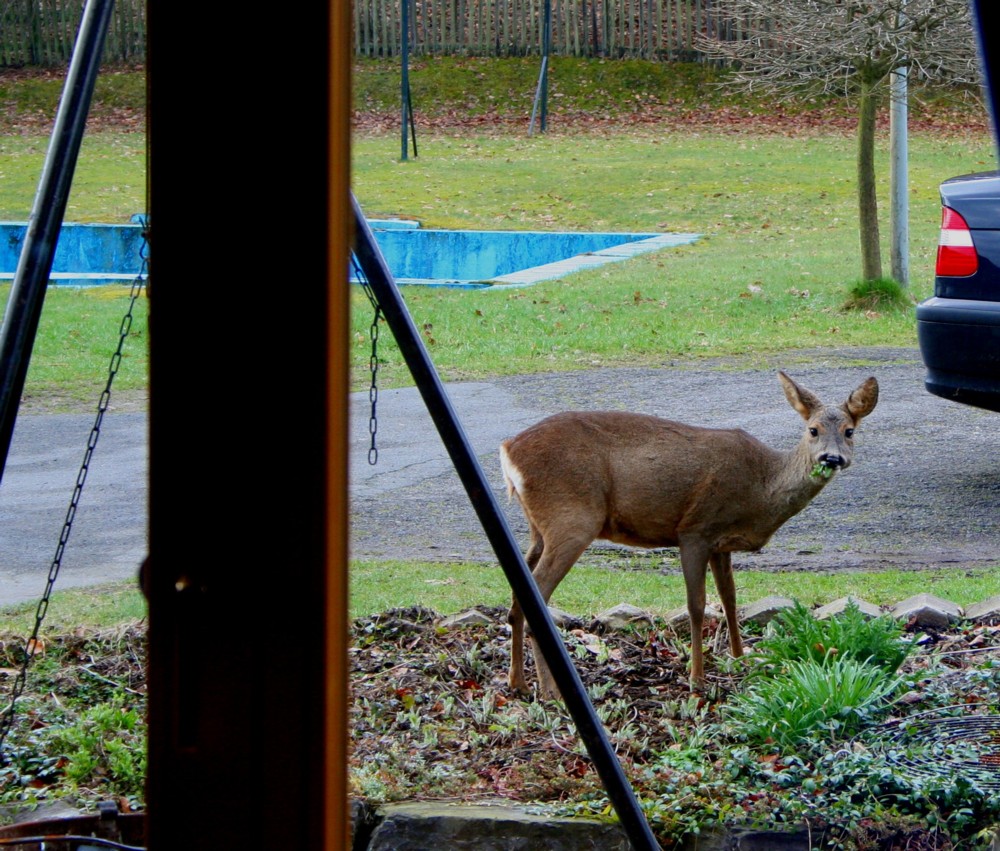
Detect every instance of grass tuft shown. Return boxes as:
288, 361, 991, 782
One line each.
842, 276, 914, 312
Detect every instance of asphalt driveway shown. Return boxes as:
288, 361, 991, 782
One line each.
0, 345, 996, 608
0, 410, 146, 605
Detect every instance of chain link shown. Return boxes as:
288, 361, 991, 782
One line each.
0, 222, 149, 755
352, 254, 381, 465
367, 309, 380, 464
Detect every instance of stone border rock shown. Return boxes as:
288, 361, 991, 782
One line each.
350, 799, 832, 851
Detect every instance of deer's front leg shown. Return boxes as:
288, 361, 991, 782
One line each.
680, 540, 711, 690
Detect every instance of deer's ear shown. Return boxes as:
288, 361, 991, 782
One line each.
779, 371, 822, 420
845, 376, 879, 421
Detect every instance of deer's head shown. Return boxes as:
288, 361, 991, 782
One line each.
779, 371, 879, 476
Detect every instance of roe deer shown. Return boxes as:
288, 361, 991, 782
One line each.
499, 371, 878, 697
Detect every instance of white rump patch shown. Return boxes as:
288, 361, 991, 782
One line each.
499, 445, 525, 500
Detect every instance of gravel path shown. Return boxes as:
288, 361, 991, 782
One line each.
350, 347, 1000, 576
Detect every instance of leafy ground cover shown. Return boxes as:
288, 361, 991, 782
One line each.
0, 623, 146, 816
350, 605, 1000, 849
5, 604, 999, 848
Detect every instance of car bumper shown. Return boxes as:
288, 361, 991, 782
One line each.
916, 296, 1000, 412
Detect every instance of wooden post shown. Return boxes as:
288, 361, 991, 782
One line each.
145, 3, 351, 848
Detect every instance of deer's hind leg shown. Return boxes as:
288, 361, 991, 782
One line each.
524, 530, 593, 699
507, 522, 545, 693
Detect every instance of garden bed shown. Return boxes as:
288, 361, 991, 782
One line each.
1, 608, 999, 849
350, 605, 1000, 849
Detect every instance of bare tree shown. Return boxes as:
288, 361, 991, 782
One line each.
703, 0, 981, 282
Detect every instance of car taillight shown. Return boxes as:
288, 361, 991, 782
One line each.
936, 206, 979, 277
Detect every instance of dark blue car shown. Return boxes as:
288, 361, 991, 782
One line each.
916, 171, 1000, 412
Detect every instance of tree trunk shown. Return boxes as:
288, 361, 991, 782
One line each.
857, 75, 882, 281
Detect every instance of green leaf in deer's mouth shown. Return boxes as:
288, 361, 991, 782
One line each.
811, 462, 836, 480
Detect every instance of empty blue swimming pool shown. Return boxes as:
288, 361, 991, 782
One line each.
358, 220, 699, 288
0, 219, 699, 288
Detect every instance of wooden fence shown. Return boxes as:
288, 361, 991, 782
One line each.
354, 0, 719, 59
1, 0, 145, 67
2, 0, 714, 67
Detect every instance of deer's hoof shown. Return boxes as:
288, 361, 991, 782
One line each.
508, 673, 529, 694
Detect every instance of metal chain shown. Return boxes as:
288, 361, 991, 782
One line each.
0, 222, 149, 755
352, 254, 381, 465
367, 307, 380, 465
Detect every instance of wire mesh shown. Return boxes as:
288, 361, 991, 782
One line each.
870, 712, 1000, 791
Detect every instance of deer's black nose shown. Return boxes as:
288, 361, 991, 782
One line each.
819, 453, 845, 468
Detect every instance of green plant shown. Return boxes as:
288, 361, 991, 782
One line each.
754, 600, 913, 674
724, 654, 903, 753
47, 692, 146, 799
842, 277, 914, 311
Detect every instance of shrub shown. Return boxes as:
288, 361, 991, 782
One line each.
47, 693, 146, 799
724, 654, 904, 753
754, 600, 913, 674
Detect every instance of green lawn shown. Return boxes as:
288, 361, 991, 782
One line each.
350, 560, 1000, 621
350, 130, 996, 388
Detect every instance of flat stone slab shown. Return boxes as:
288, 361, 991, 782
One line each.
814, 596, 883, 620
365, 801, 631, 850
965, 595, 1000, 624
590, 603, 653, 632
665, 603, 723, 634
892, 593, 963, 629
548, 606, 585, 629
439, 609, 494, 628
355, 801, 827, 851
739, 595, 797, 627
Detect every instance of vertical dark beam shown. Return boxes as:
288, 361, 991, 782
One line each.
401, 0, 411, 160
327, 0, 354, 847
145, 4, 346, 849
972, 0, 1000, 162
528, 0, 550, 136
0, 0, 114, 486
540, 0, 550, 132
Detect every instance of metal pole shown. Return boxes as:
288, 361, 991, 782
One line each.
889, 1, 909, 287
401, 0, 411, 161
541, 0, 550, 131
351, 193, 661, 851
528, 56, 548, 137
528, 0, 551, 136
0, 0, 116, 487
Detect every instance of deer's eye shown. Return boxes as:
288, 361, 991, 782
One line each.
809, 427, 818, 437
845, 428, 854, 438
